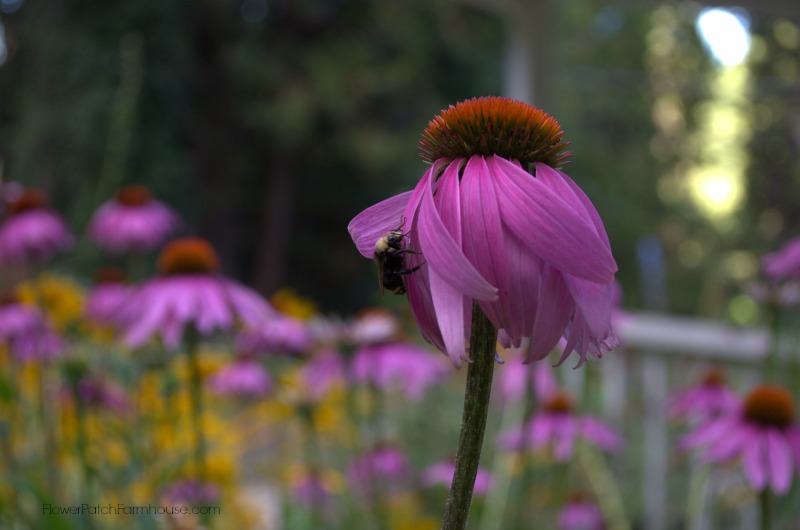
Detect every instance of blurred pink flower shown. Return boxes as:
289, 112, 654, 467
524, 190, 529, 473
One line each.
121, 238, 277, 349
347, 444, 410, 497
350, 341, 449, 400
499, 391, 622, 461
347, 308, 401, 344
87, 185, 178, 254
762, 237, 800, 282
0, 189, 72, 265
84, 268, 130, 327
297, 349, 345, 401
0, 295, 63, 361
558, 496, 606, 530
207, 360, 272, 398
421, 460, 493, 496
348, 97, 617, 367
667, 368, 740, 422
497, 352, 558, 403
291, 469, 334, 508
235, 316, 313, 357
680, 385, 800, 494
75, 376, 129, 413
161, 479, 220, 504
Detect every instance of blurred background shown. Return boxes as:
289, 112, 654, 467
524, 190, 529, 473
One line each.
2, 0, 798, 319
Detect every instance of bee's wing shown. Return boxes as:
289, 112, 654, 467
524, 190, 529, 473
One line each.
376, 256, 385, 297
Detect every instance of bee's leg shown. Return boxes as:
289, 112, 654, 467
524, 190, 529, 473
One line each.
397, 263, 423, 275
394, 249, 421, 257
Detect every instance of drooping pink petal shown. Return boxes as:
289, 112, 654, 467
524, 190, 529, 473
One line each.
765, 428, 793, 494
429, 267, 469, 366
563, 275, 614, 345
705, 424, 751, 461
504, 230, 540, 345
460, 156, 512, 334
581, 416, 623, 452
553, 415, 578, 461
742, 429, 768, 492
417, 169, 498, 302
348, 191, 413, 259
529, 414, 556, 448
526, 265, 574, 362
678, 418, 736, 450
490, 156, 616, 284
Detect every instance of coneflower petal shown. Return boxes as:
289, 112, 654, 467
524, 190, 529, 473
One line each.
490, 156, 615, 284
526, 265, 573, 362
766, 428, 793, 494
348, 190, 413, 259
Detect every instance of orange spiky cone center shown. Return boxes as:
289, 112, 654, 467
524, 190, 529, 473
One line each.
6, 189, 47, 216
157, 238, 220, 276
418, 96, 571, 167
743, 385, 795, 428
116, 185, 153, 206
544, 391, 574, 413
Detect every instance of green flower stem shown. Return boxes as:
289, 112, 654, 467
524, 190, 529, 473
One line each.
185, 326, 206, 480
760, 488, 771, 530
576, 442, 630, 530
441, 305, 497, 530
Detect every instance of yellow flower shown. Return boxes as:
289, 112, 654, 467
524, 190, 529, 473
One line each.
18, 273, 85, 331
270, 287, 318, 320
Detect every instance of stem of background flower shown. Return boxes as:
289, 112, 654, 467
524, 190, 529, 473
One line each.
441, 304, 497, 530
37, 362, 59, 498
576, 441, 630, 530
185, 326, 206, 480
74, 398, 96, 530
759, 488, 771, 530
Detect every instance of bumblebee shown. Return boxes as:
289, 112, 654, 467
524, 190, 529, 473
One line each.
374, 224, 421, 295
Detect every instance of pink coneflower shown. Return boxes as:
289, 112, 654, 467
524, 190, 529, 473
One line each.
161, 479, 220, 504
558, 494, 606, 530
347, 308, 401, 345
680, 384, 800, 494
0, 189, 72, 265
497, 352, 558, 403
235, 316, 313, 357
667, 368, 740, 422
350, 340, 450, 400
291, 469, 335, 508
121, 238, 277, 348
348, 97, 617, 367
761, 237, 800, 282
347, 444, 410, 497
297, 349, 346, 401
84, 267, 130, 327
87, 185, 178, 254
499, 391, 622, 461
421, 460, 494, 496
75, 376, 129, 413
0, 293, 63, 361
206, 359, 272, 398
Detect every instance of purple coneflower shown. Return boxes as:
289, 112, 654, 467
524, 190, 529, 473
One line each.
291, 468, 335, 508
0, 188, 72, 265
347, 444, 410, 497
558, 494, 606, 530
0, 293, 63, 361
75, 376, 129, 413
347, 308, 401, 345
680, 384, 800, 495
348, 96, 617, 367
499, 391, 622, 461
207, 359, 272, 398
235, 316, 313, 357
350, 340, 450, 400
497, 351, 558, 403
421, 460, 493, 496
762, 237, 800, 282
87, 185, 178, 254
121, 238, 277, 348
161, 478, 220, 505
667, 368, 740, 422
84, 267, 130, 327
297, 349, 346, 401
